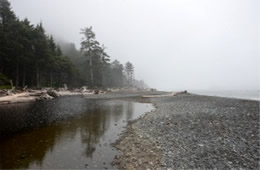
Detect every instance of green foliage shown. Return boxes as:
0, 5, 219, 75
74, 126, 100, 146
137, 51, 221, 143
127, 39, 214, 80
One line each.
0, 0, 83, 88
80, 26, 111, 88
0, 0, 15, 24
0, 73, 10, 89
0, 85, 10, 89
0, 0, 144, 89
0, 73, 9, 84
125, 62, 134, 86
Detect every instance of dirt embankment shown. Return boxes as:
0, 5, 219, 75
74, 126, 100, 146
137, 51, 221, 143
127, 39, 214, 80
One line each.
113, 94, 260, 169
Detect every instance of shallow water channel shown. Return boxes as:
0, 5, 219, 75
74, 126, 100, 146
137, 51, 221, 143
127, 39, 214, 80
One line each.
0, 96, 153, 169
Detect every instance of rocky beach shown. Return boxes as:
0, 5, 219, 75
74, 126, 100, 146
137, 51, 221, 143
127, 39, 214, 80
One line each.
113, 93, 260, 169
0, 90, 259, 169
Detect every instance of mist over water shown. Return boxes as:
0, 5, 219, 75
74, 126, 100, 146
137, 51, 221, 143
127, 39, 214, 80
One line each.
190, 90, 260, 101
8, 0, 259, 91
0, 1, 259, 169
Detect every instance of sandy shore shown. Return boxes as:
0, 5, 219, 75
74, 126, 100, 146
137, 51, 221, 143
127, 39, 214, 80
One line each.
113, 93, 260, 169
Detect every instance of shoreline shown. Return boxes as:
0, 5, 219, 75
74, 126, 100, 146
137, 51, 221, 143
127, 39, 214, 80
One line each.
190, 90, 260, 102
113, 93, 260, 169
193, 93, 260, 102
0, 91, 259, 169
112, 106, 164, 169
0, 89, 168, 105
1, 87, 258, 105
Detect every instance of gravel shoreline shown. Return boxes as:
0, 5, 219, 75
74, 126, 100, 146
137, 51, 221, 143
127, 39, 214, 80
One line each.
114, 93, 260, 169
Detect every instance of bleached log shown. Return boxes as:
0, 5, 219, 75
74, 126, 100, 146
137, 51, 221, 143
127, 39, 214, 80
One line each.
47, 89, 60, 97
23, 85, 28, 91
0, 92, 35, 104
7, 87, 15, 96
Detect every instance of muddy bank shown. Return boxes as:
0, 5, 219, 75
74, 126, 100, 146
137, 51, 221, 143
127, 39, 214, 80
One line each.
114, 94, 260, 169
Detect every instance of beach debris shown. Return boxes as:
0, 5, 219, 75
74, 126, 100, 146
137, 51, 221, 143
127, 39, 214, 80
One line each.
47, 89, 60, 97
7, 87, 15, 96
38, 93, 53, 100
80, 86, 88, 92
64, 84, 68, 90
94, 89, 99, 94
22, 85, 28, 91
172, 90, 187, 96
142, 90, 188, 98
10, 80, 13, 89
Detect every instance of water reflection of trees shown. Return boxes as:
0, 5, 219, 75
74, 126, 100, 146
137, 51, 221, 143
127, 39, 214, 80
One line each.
80, 108, 109, 157
0, 98, 138, 169
80, 101, 124, 157
125, 101, 134, 120
0, 124, 64, 169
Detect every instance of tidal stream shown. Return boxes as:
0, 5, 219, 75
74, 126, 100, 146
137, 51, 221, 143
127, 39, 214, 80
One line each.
0, 96, 153, 169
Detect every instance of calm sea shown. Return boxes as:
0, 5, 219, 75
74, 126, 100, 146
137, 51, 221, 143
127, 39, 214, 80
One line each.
190, 90, 260, 101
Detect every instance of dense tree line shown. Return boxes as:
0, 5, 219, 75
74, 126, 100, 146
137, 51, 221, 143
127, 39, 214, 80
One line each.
0, 0, 80, 88
0, 0, 147, 89
58, 32, 139, 88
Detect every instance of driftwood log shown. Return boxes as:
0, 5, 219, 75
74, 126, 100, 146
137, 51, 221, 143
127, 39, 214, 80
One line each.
47, 89, 60, 97
0, 87, 108, 105
142, 90, 188, 98
23, 85, 28, 91
0, 91, 53, 105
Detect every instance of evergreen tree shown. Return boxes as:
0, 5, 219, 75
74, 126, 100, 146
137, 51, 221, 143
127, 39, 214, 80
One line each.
32, 23, 49, 88
111, 60, 124, 87
20, 18, 34, 87
100, 44, 110, 87
0, 0, 16, 75
47, 35, 57, 87
80, 26, 110, 87
0, 0, 147, 89
125, 62, 134, 87
81, 26, 99, 86
0, 0, 15, 24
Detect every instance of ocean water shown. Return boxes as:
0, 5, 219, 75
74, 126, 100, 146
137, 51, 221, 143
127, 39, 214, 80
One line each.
190, 90, 260, 101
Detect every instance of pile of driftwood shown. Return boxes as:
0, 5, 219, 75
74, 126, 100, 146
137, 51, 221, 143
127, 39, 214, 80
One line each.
0, 89, 52, 104
0, 86, 110, 105
0, 85, 161, 105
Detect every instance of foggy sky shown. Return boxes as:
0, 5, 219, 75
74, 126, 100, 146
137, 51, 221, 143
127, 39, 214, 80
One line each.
9, 0, 259, 91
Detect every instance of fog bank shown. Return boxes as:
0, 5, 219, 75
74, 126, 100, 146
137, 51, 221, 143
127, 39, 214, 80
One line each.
9, 0, 259, 91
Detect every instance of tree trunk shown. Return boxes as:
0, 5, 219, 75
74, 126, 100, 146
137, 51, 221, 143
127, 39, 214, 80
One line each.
58, 72, 61, 87
22, 64, 26, 87
39, 72, 41, 88
15, 63, 19, 87
10, 80, 13, 89
89, 58, 94, 86
36, 62, 40, 88
50, 71, 53, 87
0, 58, 4, 73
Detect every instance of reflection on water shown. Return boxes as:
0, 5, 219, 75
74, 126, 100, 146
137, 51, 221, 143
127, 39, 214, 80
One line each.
0, 96, 153, 169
